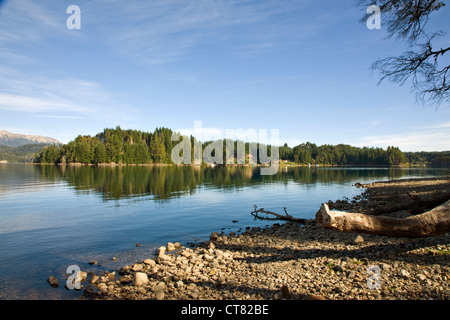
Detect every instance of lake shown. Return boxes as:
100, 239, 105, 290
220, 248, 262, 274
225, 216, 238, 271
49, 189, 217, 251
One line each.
0, 163, 448, 299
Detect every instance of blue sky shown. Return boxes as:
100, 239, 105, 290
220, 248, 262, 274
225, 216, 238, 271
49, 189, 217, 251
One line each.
0, 0, 449, 151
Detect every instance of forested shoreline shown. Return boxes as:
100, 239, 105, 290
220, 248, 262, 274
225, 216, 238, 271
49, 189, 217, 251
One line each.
32, 126, 449, 167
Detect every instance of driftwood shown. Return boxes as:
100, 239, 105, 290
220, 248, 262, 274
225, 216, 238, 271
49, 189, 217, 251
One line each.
251, 205, 310, 224
316, 200, 450, 238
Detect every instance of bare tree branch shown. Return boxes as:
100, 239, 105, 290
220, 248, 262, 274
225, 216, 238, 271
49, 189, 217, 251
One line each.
358, 0, 449, 106
372, 32, 450, 105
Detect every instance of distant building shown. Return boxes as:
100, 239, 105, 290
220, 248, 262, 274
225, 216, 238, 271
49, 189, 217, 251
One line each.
0, 160, 7, 164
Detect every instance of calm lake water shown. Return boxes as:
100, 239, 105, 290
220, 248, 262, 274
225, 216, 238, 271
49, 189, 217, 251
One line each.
0, 163, 448, 299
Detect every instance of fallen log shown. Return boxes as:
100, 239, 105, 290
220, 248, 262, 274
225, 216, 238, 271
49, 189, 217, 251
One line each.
315, 200, 450, 238
368, 191, 450, 215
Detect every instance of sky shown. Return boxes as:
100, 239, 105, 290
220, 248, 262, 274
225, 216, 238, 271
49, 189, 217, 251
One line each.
0, 0, 449, 152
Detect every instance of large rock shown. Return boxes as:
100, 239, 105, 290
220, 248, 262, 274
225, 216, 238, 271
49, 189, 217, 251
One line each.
134, 272, 149, 286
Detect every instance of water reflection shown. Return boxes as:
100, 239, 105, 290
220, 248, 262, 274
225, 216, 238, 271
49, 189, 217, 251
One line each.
17, 164, 447, 201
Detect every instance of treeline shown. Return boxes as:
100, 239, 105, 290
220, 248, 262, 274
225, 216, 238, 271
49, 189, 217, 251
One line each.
34, 126, 448, 167
279, 142, 407, 166
34, 127, 176, 165
405, 151, 450, 167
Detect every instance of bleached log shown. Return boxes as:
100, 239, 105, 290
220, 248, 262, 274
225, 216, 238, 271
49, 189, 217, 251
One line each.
315, 200, 450, 238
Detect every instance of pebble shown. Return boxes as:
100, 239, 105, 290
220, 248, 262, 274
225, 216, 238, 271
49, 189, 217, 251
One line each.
47, 276, 59, 288
167, 242, 176, 252
210, 232, 220, 240
354, 234, 364, 245
132, 264, 144, 272
155, 246, 166, 256
133, 272, 148, 286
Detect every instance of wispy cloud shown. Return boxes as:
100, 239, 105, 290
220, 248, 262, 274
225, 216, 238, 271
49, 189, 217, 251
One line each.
0, 93, 91, 114
0, 66, 139, 122
81, 0, 332, 64
356, 122, 450, 151
0, 0, 62, 43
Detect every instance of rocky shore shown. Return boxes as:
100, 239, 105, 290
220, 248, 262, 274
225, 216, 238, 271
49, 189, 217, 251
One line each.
79, 176, 450, 300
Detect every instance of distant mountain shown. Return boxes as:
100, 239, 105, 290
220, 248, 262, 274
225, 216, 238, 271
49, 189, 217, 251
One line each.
0, 130, 62, 147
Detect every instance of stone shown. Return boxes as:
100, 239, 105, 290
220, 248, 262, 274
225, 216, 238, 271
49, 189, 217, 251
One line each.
151, 282, 166, 293
158, 254, 172, 262
167, 242, 176, 252
380, 263, 391, 270
417, 274, 427, 281
47, 275, 59, 288
399, 269, 410, 278
150, 266, 159, 274
97, 283, 107, 292
143, 259, 156, 267
137, 287, 147, 294
354, 235, 364, 245
133, 272, 149, 286
155, 291, 165, 300
156, 246, 166, 256
79, 271, 88, 281
119, 266, 131, 275
132, 264, 144, 272
210, 232, 220, 240
203, 254, 214, 261
90, 275, 99, 284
